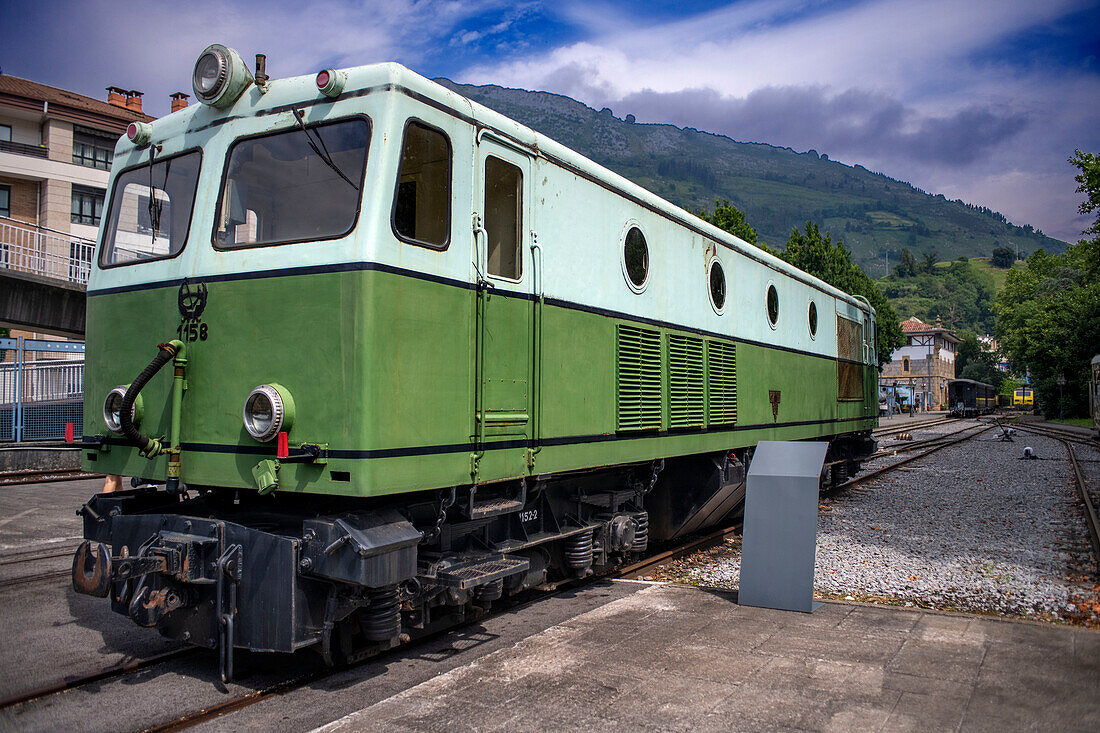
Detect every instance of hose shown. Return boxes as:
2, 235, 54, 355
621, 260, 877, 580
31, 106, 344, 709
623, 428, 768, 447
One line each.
120, 342, 177, 456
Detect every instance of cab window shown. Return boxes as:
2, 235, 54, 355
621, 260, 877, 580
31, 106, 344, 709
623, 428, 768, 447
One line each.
100, 149, 201, 267
484, 156, 522, 279
393, 121, 451, 248
214, 117, 370, 248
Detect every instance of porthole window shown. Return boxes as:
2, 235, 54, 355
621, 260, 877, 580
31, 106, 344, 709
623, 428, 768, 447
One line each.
709, 259, 726, 313
766, 283, 779, 327
622, 226, 649, 291
808, 301, 818, 338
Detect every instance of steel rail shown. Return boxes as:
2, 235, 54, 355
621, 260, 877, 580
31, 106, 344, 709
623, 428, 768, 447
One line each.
0, 568, 72, 588
1011, 421, 1099, 448
0, 548, 76, 566
0, 649, 197, 711
15, 425, 998, 728
834, 424, 995, 491
872, 417, 955, 438
0, 470, 103, 486
869, 421, 989, 459
136, 521, 750, 732
140, 571, 619, 732
1012, 424, 1100, 575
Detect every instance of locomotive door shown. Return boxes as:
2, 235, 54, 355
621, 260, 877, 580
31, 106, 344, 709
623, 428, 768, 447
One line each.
471, 134, 535, 482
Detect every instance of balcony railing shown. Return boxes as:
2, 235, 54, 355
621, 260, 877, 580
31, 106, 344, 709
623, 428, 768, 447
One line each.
0, 217, 94, 285
0, 139, 49, 159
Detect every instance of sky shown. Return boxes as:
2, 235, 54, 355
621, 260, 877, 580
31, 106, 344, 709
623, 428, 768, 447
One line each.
2, 0, 1098, 243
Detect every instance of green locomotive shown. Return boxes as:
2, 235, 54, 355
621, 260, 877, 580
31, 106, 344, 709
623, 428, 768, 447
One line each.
72, 45, 879, 677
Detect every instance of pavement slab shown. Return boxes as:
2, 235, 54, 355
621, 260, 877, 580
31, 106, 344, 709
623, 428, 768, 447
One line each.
316, 583, 1100, 733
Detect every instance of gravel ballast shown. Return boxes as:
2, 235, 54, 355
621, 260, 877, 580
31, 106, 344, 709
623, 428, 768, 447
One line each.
651, 421, 1100, 625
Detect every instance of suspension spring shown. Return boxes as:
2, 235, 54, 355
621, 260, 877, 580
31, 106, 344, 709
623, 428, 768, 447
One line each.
362, 586, 401, 642
564, 529, 595, 571
631, 511, 649, 553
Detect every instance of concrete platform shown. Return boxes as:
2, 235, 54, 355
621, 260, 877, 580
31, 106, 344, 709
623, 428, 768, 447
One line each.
317, 583, 1100, 733
875, 411, 948, 429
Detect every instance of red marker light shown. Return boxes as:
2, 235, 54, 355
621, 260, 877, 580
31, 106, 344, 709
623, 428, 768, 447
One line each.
127, 121, 152, 145
65, 422, 75, 443
277, 432, 289, 459
316, 70, 330, 89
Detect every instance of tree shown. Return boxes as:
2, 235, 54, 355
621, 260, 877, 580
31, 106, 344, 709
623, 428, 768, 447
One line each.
698, 199, 763, 248
991, 246, 1015, 268
995, 152, 1100, 418
893, 248, 917, 277
780, 222, 904, 368
955, 332, 1003, 389
1071, 149, 1100, 235
919, 248, 938, 274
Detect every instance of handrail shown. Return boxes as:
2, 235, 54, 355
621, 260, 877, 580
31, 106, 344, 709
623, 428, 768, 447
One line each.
0, 217, 95, 285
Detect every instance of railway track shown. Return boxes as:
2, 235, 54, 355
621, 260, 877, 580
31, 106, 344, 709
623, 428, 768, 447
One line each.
0, 545, 81, 588
1012, 423, 1100, 575
0, 469, 103, 486
138, 530, 753, 732
836, 422, 995, 491
0, 515, 739, 725
869, 420, 988, 459
0, 648, 197, 711
1011, 421, 1099, 448
872, 416, 955, 438
0, 546, 77, 567
0, 423, 1000, 729
0, 568, 72, 589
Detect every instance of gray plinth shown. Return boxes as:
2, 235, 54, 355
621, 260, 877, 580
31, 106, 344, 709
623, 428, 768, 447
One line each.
738, 441, 827, 613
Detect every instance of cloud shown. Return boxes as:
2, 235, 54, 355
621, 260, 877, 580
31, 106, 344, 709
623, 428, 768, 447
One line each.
615, 85, 1030, 166
1, 0, 514, 116
457, 0, 1100, 242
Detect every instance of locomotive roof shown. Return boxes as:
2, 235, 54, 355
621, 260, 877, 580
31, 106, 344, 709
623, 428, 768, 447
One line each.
141, 61, 868, 312
948, 379, 995, 389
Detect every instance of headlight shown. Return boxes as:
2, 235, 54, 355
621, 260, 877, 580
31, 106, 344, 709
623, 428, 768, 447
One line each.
243, 384, 294, 442
103, 385, 142, 435
192, 44, 253, 109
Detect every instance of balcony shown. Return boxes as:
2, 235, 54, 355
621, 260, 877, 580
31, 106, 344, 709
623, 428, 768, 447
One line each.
1, 217, 94, 285
0, 139, 49, 159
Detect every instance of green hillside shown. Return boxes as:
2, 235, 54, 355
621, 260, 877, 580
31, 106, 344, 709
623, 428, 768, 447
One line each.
876, 256, 1024, 335
439, 80, 1067, 271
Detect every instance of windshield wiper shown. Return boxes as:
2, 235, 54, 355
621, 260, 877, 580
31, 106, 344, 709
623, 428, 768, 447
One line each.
147, 146, 162, 243
291, 108, 359, 191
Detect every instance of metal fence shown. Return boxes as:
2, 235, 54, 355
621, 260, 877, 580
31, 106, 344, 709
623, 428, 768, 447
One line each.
0, 338, 85, 442
1, 217, 95, 285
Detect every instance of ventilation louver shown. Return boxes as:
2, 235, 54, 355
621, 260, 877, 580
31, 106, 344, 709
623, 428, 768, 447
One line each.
706, 339, 738, 425
668, 334, 706, 429
616, 325, 662, 431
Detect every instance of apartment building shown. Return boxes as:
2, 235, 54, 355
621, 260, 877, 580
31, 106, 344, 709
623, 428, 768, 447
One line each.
0, 74, 159, 246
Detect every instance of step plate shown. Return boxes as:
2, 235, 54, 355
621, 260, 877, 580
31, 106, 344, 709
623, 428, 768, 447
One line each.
433, 554, 530, 590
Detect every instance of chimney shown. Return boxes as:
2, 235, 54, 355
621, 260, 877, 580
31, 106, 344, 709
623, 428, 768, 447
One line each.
124, 90, 144, 113
106, 86, 128, 108
170, 92, 190, 113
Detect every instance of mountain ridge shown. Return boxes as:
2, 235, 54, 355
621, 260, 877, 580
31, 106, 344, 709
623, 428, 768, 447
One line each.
436, 79, 1066, 273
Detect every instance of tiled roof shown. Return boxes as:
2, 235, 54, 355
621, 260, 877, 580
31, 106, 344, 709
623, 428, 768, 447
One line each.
0, 74, 154, 131
900, 317, 928, 333
899, 316, 961, 343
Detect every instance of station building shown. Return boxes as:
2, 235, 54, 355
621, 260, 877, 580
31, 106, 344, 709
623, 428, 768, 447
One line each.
881, 316, 960, 410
